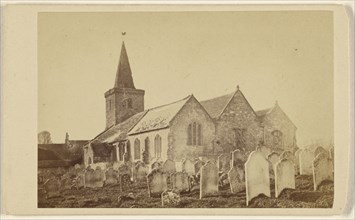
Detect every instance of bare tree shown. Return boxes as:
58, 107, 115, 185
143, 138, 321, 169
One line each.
38, 131, 52, 144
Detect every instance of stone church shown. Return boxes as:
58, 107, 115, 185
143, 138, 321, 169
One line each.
83, 40, 297, 167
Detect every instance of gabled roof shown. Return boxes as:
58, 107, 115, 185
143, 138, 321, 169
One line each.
115, 41, 135, 89
200, 92, 234, 119
128, 95, 191, 135
91, 110, 147, 144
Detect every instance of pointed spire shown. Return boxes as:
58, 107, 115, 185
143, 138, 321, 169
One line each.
114, 39, 135, 89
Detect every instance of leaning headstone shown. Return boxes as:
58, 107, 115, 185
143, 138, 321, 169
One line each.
44, 178, 61, 198
275, 158, 295, 198
134, 161, 149, 181
147, 169, 169, 197
228, 165, 245, 193
120, 173, 132, 192
299, 149, 314, 175
194, 160, 205, 175
231, 149, 244, 167
200, 161, 218, 199
218, 153, 231, 174
313, 152, 333, 191
105, 168, 119, 185
161, 190, 181, 207
162, 159, 176, 174
182, 159, 195, 176
314, 146, 327, 158
171, 172, 190, 192
245, 150, 270, 206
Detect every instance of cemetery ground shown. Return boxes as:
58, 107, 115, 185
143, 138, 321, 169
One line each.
38, 174, 333, 208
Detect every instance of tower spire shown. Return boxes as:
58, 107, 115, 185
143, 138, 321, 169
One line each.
114, 33, 135, 89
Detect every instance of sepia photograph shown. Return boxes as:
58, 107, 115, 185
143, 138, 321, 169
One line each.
37, 10, 335, 209
1, 3, 352, 217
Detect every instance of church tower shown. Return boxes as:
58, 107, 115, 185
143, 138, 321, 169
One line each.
104, 39, 145, 128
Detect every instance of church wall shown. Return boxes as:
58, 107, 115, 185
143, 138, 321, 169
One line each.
128, 128, 169, 164
215, 91, 263, 153
169, 97, 215, 161
262, 105, 297, 152
105, 93, 116, 128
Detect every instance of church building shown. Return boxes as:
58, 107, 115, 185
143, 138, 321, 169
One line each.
83, 40, 297, 167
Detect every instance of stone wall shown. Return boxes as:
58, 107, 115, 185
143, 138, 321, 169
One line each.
169, 96, 215, 161
215, 91, 263, 153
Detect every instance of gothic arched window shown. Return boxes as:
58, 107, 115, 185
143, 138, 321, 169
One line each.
187, 122, 202, 146
154, 135, 162, 158
134, 139, 140, 160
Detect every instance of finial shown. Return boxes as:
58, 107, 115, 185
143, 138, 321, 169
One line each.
236, 85, 240, 90
121, 32, 126, 41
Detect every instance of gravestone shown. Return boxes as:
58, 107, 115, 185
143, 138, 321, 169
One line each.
228, 165, 245, 193
280, 151, 293, 160
74, 164, 81, 170
113, 162, 122, 171
256, 145, 271, 159
90, 162, 107, 171
313, 152, 333, 191
60, 177, 73, 191
105, 168, 119, 185
120, 174, 132, 192
182, 159, 195, 176
118, 164, 131, 178
134, 161, 149, 181
231, 149, 244, 167
314, 146, 327, 158
294, 149, 302, 174
151, 161, 162, 170
200, 161, 219, 199
218, 153, 231, 174
245, 150, 270, 206
194, 160, 205, 175
44, 178, 61, 198
171, 172, 190, 192
84, 167, 105, 188
161, 190, 181, 207
275, 158, 295, 198
147, 169, 169, 197
175, 161, 183, 172
299, 149, 314, 175
162, 159, 176, 174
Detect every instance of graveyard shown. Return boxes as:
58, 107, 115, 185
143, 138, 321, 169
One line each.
37, 146, 334, 208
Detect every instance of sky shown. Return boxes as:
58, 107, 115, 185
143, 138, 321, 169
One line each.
38, 11, 333, 146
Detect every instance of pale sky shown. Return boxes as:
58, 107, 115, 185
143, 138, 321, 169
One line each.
38, 11, 333, 146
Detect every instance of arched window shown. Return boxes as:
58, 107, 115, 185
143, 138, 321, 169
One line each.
187, 122, 202, 146
143, 137, 150, 164
134, 139, 140, 160
126, 140, 131, 159
154, 135, 162, 158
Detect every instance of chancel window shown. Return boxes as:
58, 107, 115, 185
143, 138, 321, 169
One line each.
134, 139, 140, 160
233, 128, 247, 150
187, 122, 202, 146
154, 135, 162, 158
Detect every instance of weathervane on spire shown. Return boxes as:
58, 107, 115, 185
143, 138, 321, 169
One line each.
122, 32, 126, 40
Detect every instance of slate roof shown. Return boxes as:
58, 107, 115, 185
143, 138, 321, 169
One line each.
128, 95, 191, 135
91, 110, 147, 144
200, 92, 234, 119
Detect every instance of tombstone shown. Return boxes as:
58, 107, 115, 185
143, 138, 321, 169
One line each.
147, 169, 169, 197
194, 160, 205, 175
120, 174, 132, 192
199, 161, 219, 199
60, 177, 73, 190
175, 161, 183, 172
74, 164, 81, 170
313, 152, 333, 191
91, 162, 107, 171
171, 172, 190, 192
280, 151, 295, 162
105, 168, 119, 185
182, 159, 195, 176
231, 149, 244, 167
314, 146, 327, 158
162, 159, 176, 174
134, 161, 149, 181
275, 158, 295, 198
245, 150, 270, 206
113, 162, 121, 171
228, 165, 245, 193
299, 149, 314, 175
118, 164, 131, 178
256, 145, 271, 159
161, 190, 181, 207
294, 149, 302, 174
84, 167, 105, 188
44, 178, 61, 198
218, 153, 231, 174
